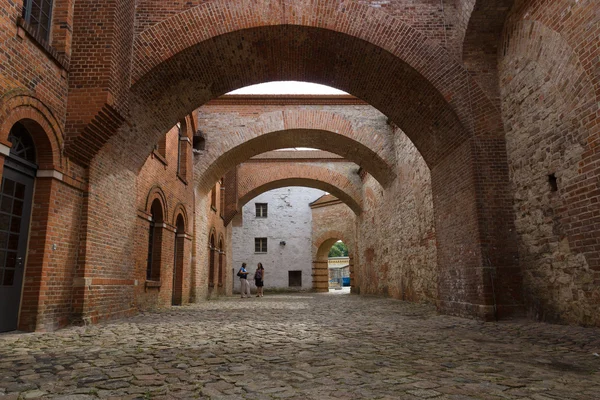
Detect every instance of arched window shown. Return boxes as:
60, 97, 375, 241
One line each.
208, 233, 216, 287
154, 133, 167, 160
177, 123, 182, 174
218, 239, 224, 287
8, 122, 37, 165
176, 122, 189, 181
210, 185, 217, 211
146, 199, 164, 281
219, 178, 225, 218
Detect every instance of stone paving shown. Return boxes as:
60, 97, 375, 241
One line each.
1, 292, 600, 399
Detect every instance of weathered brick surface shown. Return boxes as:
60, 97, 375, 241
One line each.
195, 101, 396, 192
356, 129, 438, 304
500, 0, 600, 325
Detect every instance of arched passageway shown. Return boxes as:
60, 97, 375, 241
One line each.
314, 233, 355, 293
193, 110, 395, 193
69, 0, 520, 323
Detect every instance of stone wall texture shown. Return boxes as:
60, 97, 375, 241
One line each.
500, 0, 600, 326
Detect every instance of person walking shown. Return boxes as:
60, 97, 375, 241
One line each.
238, 262, 251, 298
254, 263, 265, 297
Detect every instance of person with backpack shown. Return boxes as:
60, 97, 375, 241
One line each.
254, 263, 265, 297
238, 262, 251, 298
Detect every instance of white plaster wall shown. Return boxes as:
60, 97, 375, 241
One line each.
232, 187, 326, 292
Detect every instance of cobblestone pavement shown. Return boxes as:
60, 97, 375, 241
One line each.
1, 292, 600, 399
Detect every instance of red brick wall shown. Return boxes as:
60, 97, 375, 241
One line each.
500, 0, 600, 325
194, 180, 230, 300
134, 123, 195, 310
0, 1, 69, 120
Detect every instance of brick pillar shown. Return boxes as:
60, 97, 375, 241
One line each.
432, 137, 523, 320
312, 260, 329, 292
348, 255, 356, 293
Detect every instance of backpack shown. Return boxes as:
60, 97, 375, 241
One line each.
237, 268, 243, 277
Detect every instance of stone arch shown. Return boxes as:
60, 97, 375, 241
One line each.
0, 92, 64, 170
195, 110, 394, 193
313, 230, 355, 293
237, 163, 363, 215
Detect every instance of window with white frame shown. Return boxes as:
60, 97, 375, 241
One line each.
254, 237, 267, 253
255, 203, 268, 218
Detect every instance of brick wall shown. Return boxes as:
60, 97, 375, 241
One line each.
355, 128, 438, 304
134, 122, 195, 310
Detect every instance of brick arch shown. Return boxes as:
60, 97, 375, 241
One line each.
195, 110, 393, 193
0, 92, 64, 170
313, 231, 354, 292
314, 230, 353, 259
116, 0, 507, 174
172, 203, 188, 233
145, 186, 168, 222
237, 164, 363, 216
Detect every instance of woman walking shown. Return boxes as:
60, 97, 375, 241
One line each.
255, 263, 265, 297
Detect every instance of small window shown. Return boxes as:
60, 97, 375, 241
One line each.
255, 203, 268, 218
548, 173, 558, 192
255, 237, 267, 253
289, 271, 302, 287
220, 178, 225, 218
176, 123, 183, 176
210, 185, 217, 210
22, 0, 54, 42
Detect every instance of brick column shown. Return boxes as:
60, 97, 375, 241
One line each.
312, 260, 329, 292
432, 137, 523, 320
348, 256, 356, 292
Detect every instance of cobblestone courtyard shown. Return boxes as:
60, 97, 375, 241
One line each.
1, 292, 599, 399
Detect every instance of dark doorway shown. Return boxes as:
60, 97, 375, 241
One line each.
0, 122, 37, 332
289, 271, 302, 287
172, 215, 185, 305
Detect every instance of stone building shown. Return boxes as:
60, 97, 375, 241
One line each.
0, 0, 599, 332
232, 186, 326, 292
